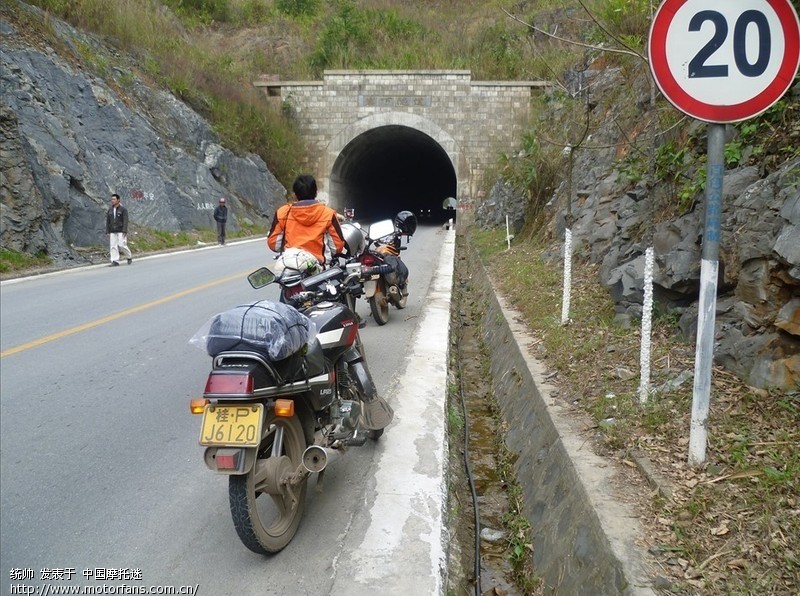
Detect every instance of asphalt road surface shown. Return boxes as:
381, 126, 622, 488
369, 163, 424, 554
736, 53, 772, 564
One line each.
1, 224, 453, 595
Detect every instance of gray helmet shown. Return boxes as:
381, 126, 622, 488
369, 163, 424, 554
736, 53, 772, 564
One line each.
340, 222, 366, 257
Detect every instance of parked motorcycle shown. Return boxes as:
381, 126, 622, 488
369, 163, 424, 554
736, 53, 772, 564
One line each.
357, 210, 417, 325
189, 264, 393, 554
270, 247, 322, 304
271, 213, 368, 313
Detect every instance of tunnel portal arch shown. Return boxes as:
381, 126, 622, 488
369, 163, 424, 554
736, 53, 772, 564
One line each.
254, 70, 544, 222
323, 112, 461, 223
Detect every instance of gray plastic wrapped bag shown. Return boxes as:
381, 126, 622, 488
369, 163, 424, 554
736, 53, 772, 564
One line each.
192, 300, 316, 361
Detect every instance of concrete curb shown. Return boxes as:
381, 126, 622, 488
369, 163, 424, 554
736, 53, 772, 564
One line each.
467, 242, 657, 595
329, 229, 456, 595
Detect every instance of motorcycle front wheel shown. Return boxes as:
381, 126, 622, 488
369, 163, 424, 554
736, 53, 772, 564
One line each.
369, 284, 390, 326
229, 412, 308, 554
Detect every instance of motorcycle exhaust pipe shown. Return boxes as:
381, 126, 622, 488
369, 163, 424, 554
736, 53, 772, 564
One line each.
302, 445, 341, 473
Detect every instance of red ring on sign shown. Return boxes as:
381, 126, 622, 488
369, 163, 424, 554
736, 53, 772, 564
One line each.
649, 0, 800, 122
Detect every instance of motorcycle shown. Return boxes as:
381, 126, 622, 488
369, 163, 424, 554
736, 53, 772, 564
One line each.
270, 247, 323, 304
189, 264, 394, 554
357, 211, 417, 326
271, 214, 369, 315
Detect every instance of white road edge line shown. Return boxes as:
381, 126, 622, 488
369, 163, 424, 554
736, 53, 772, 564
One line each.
333, 229, 455, 595
0, 238, 265, 286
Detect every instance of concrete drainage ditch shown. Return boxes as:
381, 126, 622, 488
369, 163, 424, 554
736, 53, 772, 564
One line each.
446, 237, 657, 595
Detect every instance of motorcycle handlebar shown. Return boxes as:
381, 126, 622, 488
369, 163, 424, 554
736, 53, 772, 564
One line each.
300, 266, 344, 290
287, 291, 317, 307
362, 264, 394, 277
288, 265, 358, 307
284, 262, 396, 309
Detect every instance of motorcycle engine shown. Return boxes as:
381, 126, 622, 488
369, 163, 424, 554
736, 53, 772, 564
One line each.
336, 400, 362, 430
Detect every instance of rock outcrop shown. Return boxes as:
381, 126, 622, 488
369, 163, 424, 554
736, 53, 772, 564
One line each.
0, 2, 286, 266
475, 66, 800, 391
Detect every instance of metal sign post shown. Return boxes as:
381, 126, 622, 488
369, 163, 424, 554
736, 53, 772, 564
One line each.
649, 0, 800, 465
688, 124, 725, 465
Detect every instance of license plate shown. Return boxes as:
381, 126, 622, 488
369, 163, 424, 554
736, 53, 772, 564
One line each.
200, 404, 264, 447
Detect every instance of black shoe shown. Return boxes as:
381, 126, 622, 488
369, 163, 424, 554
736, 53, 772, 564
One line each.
110, 261, 119, 267
127, 258, 133, 265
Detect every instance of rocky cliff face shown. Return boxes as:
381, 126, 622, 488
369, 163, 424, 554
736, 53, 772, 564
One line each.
476, 67, 800, 391
0, 2, 286, 266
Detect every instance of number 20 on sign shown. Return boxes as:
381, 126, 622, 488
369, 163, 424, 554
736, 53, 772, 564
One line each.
649, 0, 800, 123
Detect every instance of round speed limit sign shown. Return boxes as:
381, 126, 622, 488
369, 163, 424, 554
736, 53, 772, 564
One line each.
649, 0, 800, 122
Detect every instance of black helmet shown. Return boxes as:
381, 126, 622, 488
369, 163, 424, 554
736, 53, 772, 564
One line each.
394, 211, 417, 236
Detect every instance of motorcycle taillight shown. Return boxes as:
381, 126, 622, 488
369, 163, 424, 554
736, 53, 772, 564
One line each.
359, 253, 379, 266
204, 373, 254, 396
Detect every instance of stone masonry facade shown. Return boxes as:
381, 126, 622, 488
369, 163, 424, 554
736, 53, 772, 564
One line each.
254, 70, 545, 202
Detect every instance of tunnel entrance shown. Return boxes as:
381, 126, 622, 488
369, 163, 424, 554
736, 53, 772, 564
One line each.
329, 125, 457, 226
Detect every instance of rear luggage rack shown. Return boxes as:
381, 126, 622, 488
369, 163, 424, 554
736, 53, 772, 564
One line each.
212, 351, 331, 398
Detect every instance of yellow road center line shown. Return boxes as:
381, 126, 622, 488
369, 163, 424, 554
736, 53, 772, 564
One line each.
1, 270, 249, 358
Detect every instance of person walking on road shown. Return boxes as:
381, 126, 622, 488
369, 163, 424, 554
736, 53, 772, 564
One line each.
105, 193, 132, 267
213, 197, 228, 245
267, 175, 345, 265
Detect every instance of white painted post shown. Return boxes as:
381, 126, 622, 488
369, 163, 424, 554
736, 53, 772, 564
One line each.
561, 143, 575, 326
638, 246, 655, 402
561, 228, 573, 325
688, 124, 725, 466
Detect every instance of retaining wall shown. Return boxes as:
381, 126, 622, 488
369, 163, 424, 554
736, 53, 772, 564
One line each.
466, 240, 657, 594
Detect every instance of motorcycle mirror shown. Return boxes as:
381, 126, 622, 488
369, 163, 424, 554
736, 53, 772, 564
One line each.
247, 267, 276, 289
368, 219, 394, 240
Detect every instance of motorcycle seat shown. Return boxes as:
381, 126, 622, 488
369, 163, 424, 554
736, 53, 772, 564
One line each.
215, 337, 325, 387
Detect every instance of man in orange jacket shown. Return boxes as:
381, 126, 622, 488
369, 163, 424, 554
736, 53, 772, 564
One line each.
267, 174, 346, 264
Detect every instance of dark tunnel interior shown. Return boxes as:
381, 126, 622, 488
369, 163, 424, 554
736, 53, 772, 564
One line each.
329, 125, 457, 226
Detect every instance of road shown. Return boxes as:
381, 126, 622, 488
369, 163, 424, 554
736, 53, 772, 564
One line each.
0, 224, 453, 595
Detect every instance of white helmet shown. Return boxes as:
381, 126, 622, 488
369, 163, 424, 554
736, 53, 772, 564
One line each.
340, 222, 366, 257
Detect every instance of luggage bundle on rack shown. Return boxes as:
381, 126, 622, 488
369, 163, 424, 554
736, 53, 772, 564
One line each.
205, 300, 315, 361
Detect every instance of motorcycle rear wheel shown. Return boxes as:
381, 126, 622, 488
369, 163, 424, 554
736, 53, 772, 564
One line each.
369, 285, 390, 326
229, 412, 308, 554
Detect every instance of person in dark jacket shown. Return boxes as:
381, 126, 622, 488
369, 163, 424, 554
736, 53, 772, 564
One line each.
105, 193, 132, 266
213, 197, 228, 245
